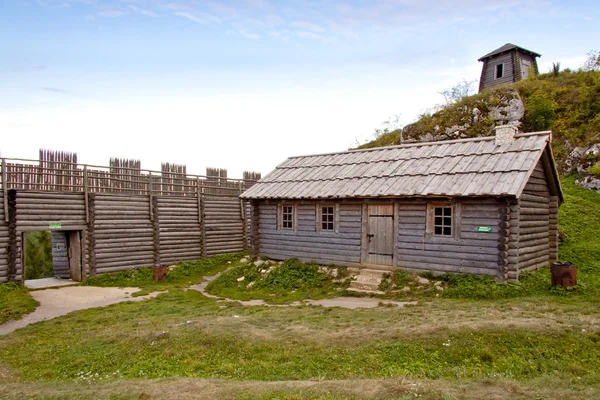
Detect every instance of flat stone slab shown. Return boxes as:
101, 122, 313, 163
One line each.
190, 271, 416, 310
0, 286, 164, 336
25, 278, 79, 290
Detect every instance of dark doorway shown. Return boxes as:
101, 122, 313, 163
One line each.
22, 230, 83, 282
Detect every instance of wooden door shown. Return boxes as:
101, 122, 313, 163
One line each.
365, 204, 394, 266
68, 231, 82, 282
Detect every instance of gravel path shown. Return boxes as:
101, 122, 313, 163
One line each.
0, 287, 163, 336
1, 270, 415, 336
189, 270, 417, 310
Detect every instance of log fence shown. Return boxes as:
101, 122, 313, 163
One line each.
0, 151, 261, 283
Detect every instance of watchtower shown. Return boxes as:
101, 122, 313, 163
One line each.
478, 43, 541, 92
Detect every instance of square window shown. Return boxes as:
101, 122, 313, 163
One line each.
433, 206, 453, 236
321, 206, 334, 231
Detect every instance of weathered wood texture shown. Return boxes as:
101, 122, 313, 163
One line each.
15, 192, 87, 231
518, 160, 551, 271
0, 192, 9, 282
258, 202, 363, 265
205, 197, 245, 256
50, 231, 69, 278
92, 194, 155, 273
480, 52, 514, 90
157, 196, 202, 264
396, 198, 501, 277
1, 152, 260, 197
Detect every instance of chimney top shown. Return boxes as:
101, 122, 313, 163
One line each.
495, 125, 518, 146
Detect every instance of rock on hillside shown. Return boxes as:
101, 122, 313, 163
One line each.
358, 70, 600, 191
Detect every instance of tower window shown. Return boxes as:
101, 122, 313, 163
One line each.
495, 63, 504, 79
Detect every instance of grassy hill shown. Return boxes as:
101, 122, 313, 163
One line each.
358, 69, 600, 175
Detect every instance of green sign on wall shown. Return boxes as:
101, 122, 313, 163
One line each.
49, 223, 62, 229
476, 226, 492, 233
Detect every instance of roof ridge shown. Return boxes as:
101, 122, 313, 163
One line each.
287, 131, 551, 160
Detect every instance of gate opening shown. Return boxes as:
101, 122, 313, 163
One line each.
23, 230, 83, 283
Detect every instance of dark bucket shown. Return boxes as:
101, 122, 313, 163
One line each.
153, 264, 167, 282
550, 262, 576, 288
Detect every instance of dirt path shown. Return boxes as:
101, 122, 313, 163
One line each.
0, 287, 163, 336
189, 270, 417, 309
1, 270, 415, 336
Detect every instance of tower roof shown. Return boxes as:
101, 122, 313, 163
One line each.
478, 43, 541, 62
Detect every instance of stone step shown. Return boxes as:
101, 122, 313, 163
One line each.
359, 268, 388, 278
353, 275, 383, 285
349, 281, 382, 291
346, 287, 385, 295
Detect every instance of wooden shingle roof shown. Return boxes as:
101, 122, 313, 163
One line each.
241, 132, 561, 200
478, 43, 541, 61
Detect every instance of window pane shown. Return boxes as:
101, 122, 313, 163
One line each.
435, 226, 442, 235
444, 217, 452, 226
443, 208, 451, 216
435, 208, 442, 216
443, 226, 452, 236
435, 216, 442, 226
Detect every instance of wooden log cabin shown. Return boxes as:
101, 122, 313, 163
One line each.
241, 127, 563, 281
478, 43, 541, 92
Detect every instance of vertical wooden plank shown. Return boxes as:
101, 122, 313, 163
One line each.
83, 166, 89, 224
361, 202, 368, 264
2, 159, 8, 223
393, 201, 399, 267
68, 231, 82, 282
335, 203, 340, 234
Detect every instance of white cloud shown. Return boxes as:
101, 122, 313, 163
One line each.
174, 11, 220, 24
128, 5, 158, 17
97, 10, 125, 17
239, 29, 259, 39
291, 21, 325, 33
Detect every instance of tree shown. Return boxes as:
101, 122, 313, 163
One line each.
438, 79, 477, 104
582, 50, 600, 71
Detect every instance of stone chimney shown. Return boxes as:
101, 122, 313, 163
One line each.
495, 125, 518, 146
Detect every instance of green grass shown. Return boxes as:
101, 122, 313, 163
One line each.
205, 258, 350, 303
81, 253, 244, 295
0, 283, 39, 325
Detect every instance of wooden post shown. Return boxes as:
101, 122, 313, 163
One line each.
197, 178, 202, 224
148, 172, 153, 222
2, 159, 8, 223
88, 193, 96, 276
152, 196, 160, 266
200, 189, 206, 258
7, 190, 17, 281
83, 165, 89, 224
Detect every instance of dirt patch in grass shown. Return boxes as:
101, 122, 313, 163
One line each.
0, 377, 598, 400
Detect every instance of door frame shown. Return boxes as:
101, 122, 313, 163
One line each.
360, 200, 399, 268
18, 227, 87, 282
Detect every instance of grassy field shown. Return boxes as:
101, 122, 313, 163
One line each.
0, 176, 598, 399
0, 283, 39, 325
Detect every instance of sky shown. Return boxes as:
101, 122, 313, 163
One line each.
1, 0, 598, 178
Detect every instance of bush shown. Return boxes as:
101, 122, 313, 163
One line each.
24, 231, 53, 280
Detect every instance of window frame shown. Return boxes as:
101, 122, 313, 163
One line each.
433, 206, 453, 237
426, 202, 460, 240
495, 63, 504, 79
317, 203, 339, 233
277, 203, 297, 232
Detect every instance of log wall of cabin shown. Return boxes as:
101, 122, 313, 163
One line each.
480, 52, 515, 91
257, 201, 363, 266
396, 198, 501, 278
518, 160, 551, 272
255, 198, 503, 277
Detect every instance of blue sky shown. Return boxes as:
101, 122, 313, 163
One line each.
1, 0, 598, 176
